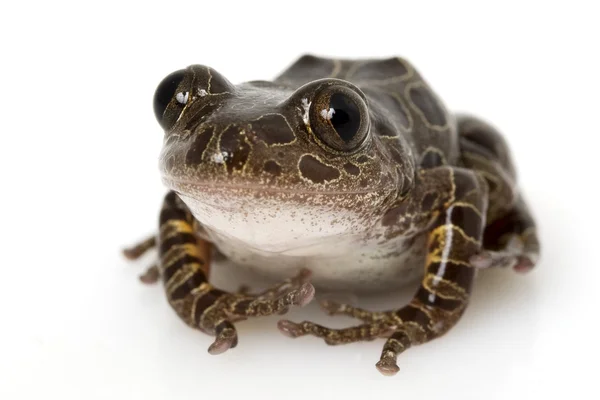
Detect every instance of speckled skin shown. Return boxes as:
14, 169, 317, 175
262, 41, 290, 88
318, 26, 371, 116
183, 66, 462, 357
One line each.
125, 55, 540, 375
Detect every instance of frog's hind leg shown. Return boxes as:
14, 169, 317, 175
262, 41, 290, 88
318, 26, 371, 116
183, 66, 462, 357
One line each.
456, 115, 540, 273
472, 197, 540, 273
279, 168, 487, 376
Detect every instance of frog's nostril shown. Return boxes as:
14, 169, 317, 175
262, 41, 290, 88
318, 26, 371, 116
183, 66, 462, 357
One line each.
154, 69, 186, 129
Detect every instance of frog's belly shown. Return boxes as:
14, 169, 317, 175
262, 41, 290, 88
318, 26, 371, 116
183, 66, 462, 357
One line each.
207, 230, 427, 293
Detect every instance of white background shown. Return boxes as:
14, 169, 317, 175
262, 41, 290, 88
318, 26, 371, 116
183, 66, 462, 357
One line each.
1, 1, 599, 398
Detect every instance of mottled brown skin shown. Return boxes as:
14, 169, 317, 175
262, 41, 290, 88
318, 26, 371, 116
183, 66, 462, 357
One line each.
124, 55, 540, 375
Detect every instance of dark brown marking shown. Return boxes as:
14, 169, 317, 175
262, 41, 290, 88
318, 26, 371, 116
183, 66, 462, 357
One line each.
215, 320, 235, 334
164, 190, 181, 207
415, 287, 464, 312
449, 205, 483, 240
159, 207, 189, 225
356, 155, 370, 164
395, 305, 432, 331
219, 125, 250, 174
263, 160, 282, 176
169, 270, 208, 301
193, 289, 227, 325
298, 155, 340, 184
232, 299, 254, 315
343, 162, 360, 176
382, 202, 409, 227
421, 192, 438, 211
409, 85, 447, 127
162, 254, 205, 285
352, 58, 409, 80
420, 150, 444, 168
251, 114, 295, 145
427, 261, 476, 294
483, 205, 536, 249
185, 126, 214, 165
158, 233, 198, 257
453, 170, 480, 200
388, 330, 412, 348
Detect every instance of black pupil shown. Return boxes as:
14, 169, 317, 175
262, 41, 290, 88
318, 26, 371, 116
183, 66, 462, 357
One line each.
329, 93, 360, 143
153, 69, 186, 126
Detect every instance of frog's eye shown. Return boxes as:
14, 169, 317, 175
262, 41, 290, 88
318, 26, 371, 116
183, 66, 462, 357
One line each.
153, 69, 187, 130
309, 85, 369, 152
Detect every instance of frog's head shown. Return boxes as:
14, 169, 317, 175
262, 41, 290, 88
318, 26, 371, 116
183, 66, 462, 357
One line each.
154, 64, 414, 252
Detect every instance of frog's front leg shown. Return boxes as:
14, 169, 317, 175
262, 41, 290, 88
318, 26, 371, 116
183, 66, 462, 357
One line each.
278, 168, 487, 375
157, 191, 315, 354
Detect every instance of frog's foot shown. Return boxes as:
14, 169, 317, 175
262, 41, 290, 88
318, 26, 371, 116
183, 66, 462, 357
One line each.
235, 269, 312, 313
278, 314, 418, 376
139, 264, 160, 284
470, 235, 538, 273
123, 235, 157, 260
278, 301, 398, 346
198, 269, 315, 354
278, 299, 459, 376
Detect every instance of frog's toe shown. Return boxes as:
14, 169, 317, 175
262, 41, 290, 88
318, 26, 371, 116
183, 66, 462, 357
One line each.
513, 255, 535, 273
470, 250, 536, 272
123, 235, 157, 260
248, 269, 313, 301
292, 282, 316, 307
277, 320, 306, 338
207, 321, 238, 355
138, 264, 160, 284
319, 299, 345, 316
375, 358, 400, 376
374, 331, 413, 376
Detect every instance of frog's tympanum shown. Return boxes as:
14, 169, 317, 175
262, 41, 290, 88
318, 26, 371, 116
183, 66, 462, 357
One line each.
124, 55, 540, 375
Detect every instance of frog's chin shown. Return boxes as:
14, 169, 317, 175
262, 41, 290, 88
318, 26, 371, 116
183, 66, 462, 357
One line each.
163, 178, 387, 253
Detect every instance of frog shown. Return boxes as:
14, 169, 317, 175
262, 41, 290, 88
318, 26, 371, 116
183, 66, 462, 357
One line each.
124, 55, 540, 376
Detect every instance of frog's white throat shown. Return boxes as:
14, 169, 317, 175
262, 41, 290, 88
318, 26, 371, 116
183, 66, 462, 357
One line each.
177, 190, 369, 256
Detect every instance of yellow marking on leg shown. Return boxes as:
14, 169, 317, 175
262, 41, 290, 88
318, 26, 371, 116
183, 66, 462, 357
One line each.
160, 243, 202, 265
160, 220, 194, 235
453, 201, 483, 217
429, 224, 481, 246
423, 273, 468, 301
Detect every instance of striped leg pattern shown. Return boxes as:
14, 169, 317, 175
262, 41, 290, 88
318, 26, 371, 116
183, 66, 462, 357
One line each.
155, 191, 315, 354
278, 169, 488, 376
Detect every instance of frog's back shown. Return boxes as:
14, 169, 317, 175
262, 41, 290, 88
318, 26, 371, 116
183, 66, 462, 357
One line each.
275, 55, 460, 166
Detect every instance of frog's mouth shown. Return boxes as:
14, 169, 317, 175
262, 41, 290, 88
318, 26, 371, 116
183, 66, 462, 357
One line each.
162, 176, 385, 196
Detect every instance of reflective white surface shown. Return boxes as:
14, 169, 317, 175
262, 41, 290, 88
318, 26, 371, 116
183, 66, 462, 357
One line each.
1, 1, 598, 399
